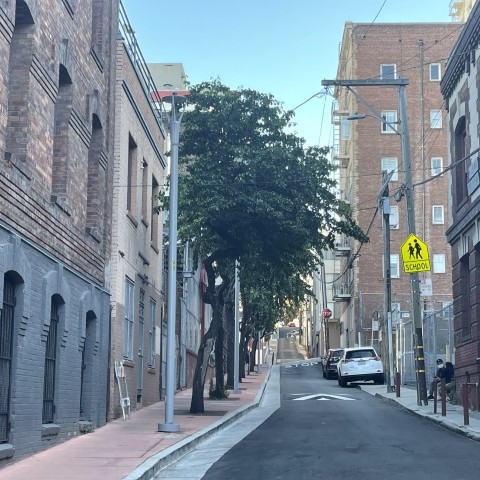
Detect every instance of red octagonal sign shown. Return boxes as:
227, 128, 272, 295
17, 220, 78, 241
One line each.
322, 308, 332, 319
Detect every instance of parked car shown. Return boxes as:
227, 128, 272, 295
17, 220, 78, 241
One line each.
287, 330, 299, 338
322, 348, 344, 379
337, 347, 384, 387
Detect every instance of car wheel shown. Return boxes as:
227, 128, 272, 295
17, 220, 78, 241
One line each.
326, 370, 331, 380
338, 374, 347, 388
374, 374, 385, 385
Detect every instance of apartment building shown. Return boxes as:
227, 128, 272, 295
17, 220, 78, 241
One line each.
0, 0, 118, 462
330, 23, 461, 366
441, 0, 480, 390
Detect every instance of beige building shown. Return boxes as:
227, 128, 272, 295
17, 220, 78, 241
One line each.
108, 4, 167, 419
330, 23, 460, 366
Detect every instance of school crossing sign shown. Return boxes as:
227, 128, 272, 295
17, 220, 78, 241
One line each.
401, 233, 431, 273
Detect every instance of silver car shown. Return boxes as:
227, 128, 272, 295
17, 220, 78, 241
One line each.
337, 347, 384, 387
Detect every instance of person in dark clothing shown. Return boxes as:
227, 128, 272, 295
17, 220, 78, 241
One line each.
427, 358, 444, 399
438, 362, 455, 401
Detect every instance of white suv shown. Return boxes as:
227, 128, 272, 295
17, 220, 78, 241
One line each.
337, 347, 384, 387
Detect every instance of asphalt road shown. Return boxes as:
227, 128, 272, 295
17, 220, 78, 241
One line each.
157, 336, 480, 479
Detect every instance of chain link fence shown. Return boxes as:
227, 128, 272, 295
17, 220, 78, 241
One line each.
397, 304, 454, 385
358, 293, 454, 385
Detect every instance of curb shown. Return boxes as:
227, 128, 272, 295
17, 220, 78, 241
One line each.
373, 392, 480, 443
123, 367, 272, 480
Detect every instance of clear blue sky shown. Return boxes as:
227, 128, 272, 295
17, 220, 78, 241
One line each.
122, 0, 455, 148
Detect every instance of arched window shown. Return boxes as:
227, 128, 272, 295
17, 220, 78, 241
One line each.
42, 297, 60, 424
0, 273, 16, 443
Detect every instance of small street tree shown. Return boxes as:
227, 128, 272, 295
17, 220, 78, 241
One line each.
161, 80, 367, 413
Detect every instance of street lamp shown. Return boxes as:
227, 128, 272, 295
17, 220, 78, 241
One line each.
158, 92, 187, 433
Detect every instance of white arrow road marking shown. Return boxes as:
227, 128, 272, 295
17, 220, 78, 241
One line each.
292, 393, 355, 401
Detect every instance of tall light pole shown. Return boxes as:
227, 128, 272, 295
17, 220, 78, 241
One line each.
158, 92, 186, 433
232, 260, 241, 393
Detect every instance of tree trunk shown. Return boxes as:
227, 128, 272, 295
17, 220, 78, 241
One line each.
190, 331, 215, 413
225, 303, 235, 389
214, 317, 225, 397
250, 336, 258, 372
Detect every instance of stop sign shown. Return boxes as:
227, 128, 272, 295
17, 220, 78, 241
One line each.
322, 308, 332, 319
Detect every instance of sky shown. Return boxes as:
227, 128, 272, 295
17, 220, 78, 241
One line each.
122, 0, 456, 148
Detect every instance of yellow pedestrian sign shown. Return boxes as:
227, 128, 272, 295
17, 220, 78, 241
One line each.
401, 234, 430, 273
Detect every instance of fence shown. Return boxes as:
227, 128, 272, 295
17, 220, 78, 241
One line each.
398, 304, 454, 385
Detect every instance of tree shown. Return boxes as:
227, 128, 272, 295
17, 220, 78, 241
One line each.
160, 80, 368, 413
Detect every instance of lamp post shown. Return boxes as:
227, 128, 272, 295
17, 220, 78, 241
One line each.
158, 92, 186, 433
232, 260, 241, 393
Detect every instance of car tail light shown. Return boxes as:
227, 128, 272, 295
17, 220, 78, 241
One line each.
343, 358, 353, 363
369, 356, 380, 361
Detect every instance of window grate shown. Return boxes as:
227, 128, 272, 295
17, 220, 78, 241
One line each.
43, 299, 58, 424
0, 276, 15, 443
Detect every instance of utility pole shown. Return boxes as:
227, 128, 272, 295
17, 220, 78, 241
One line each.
398, 83, 428, 405
321, 77, 428, 404
381, 170, 394, 392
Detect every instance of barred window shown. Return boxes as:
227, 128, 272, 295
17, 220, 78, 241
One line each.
43, 298, 59, 423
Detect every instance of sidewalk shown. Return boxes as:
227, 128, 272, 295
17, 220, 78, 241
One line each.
0, 367, 270, 480
360, 383, 480, 442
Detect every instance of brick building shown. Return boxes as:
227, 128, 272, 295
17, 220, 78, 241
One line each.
330, 23, 460, 373
0, 0, 118, 463
441, 1, 480, 393
108, 5, 167, 419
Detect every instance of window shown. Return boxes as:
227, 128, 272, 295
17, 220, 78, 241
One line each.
433, 254, 446, 273
381, 111, 398, 134
123, 277, 135, 360
0, 274, 15, 442
127, 135, 138, 214
141, 160, 149, 223
148, 299, 157, 367
389, 205, 399, 229
340, 117, 351, 140
381, 157, 398, 181
432, 205, 444, 224
384, 254, 400, 278
455, 117, 467, 207
150, 175, 159, 249
390, 254, 400, 278
431, 157, 443, 176
43, 298, 59, 423
430, 109, 443, 129
380, 64, 396, 80
429, 63, 441, 81
460, 252, 471, 335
